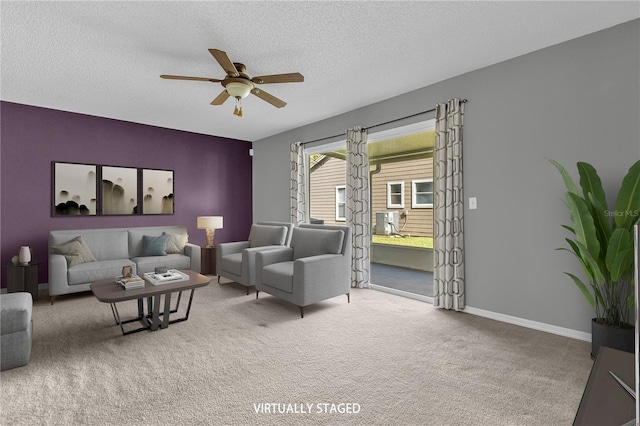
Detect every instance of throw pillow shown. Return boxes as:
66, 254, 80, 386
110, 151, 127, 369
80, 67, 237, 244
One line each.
141, 234, 169, 256
163, 232, 188, 254
51, 235, 97, 267
249, 224, 287, 248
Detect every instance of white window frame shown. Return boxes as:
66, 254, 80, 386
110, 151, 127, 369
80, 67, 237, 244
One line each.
412, 179, 433, 208
335, 186, 346, 221
387, 181, 405, 209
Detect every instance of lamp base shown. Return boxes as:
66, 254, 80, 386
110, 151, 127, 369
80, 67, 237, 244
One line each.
205, 229, 216, 248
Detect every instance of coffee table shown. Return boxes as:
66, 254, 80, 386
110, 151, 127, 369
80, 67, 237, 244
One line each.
90, 270, 210, 335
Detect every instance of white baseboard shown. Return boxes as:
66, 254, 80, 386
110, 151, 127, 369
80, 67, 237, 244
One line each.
368, 285, 591, 343
463, 305, 591, 343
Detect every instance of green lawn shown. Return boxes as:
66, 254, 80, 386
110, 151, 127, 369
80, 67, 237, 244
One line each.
372, 235, 433, 248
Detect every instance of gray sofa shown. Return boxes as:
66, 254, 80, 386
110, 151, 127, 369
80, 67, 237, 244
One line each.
49, 226, 200, 304
216, 221, 294, 294
255, 224, 351, 317
0, 292, 33, 371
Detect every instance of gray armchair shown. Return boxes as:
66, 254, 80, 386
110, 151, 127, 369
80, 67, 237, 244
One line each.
1, 292, 33, 371
216, 221, 294, 294
255, 224, 351, 317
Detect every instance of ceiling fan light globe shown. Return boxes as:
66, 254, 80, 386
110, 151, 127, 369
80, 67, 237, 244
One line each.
226, 82, 251, 99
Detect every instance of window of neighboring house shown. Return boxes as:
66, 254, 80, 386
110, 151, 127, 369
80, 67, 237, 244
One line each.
412, 179, 433, 208
387, 181, 404, 208
335, 186, 346, 221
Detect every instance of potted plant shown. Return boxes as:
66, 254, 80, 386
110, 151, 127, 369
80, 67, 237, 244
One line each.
549, 158, 640, 358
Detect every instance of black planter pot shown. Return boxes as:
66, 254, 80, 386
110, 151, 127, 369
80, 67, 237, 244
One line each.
591, 318, 634, 359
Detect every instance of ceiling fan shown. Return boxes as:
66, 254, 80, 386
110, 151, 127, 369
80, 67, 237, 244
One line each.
160, 49, 304, 117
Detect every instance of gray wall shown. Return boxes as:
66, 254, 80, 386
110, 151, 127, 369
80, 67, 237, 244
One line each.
253, 19, 640, 334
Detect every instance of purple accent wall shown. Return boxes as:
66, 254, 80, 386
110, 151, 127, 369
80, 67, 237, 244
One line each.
1, 101, 253, 287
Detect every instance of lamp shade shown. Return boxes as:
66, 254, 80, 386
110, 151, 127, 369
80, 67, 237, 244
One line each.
197, 216, 223, 229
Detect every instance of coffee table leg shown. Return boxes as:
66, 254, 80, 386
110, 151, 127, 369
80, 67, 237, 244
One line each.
150, 295, 161, 331
161, 292, 172, 329
110, 303, 119, 325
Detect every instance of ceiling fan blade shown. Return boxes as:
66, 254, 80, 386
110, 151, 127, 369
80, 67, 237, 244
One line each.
251, 88, 286, 108
251, 73, 304, 84
160, 74, 221, 82
208, 49, 239, 77
211, 90, 230, 105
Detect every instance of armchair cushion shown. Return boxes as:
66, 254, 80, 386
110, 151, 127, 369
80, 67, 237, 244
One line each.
291, 228, 344, 259
220, 252, 243, 276
249, 224, 287, 248
262, 261, 294, 293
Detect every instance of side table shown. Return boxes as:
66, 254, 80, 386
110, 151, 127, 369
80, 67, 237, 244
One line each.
200, 247, 217, 275
5, 262, 40, 301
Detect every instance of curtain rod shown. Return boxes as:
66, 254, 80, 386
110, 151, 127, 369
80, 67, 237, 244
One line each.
301, 99, 467, 145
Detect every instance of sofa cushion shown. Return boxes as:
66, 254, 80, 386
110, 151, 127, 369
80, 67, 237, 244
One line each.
141, 235, 169, 256
0, 293, 32, 335
51, 235, 97, 267
163, 232, 188, 254
132, 254, 191, 275
249, 224, 287, 248
262, 261, 294, 293
220, 253, 243, 276
67, 259, 136, 286
291, 228, 345, 260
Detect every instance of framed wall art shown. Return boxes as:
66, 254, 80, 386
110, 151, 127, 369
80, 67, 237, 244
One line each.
52, 162, 98, 216
101, 165, 139, 215
142, 168, 174, 215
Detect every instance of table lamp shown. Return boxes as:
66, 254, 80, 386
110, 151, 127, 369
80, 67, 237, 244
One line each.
197, 216, 223, 248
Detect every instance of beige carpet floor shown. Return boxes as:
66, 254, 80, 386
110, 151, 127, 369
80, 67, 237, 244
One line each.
1, 279, 592, 425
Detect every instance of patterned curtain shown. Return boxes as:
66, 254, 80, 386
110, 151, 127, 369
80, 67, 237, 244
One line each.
346, 127, 370, 288
433, 99, 465, 310
290, 141, 306, 225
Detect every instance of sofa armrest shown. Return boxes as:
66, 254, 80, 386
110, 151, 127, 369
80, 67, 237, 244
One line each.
243, 246, 292, 284
256, 247, 294, 267
256, 248, 294, 290
48, 254, 69, 297
218, 241, 250, 257
294, 254, 350, 305
184, 243, 201, 273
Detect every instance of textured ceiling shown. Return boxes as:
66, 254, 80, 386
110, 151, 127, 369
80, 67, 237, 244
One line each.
2, 1, 638, 142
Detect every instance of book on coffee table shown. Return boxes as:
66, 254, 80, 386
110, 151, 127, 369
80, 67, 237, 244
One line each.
116, 275, 145, 290
143, 269, 189, 286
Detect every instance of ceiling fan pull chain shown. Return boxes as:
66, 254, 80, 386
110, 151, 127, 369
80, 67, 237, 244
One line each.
232, 98, 244, 118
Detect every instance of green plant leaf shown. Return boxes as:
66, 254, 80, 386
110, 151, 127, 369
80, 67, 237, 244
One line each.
614, 160, 640, 230
587, 192, 612, 249
548, 158, 580, 196
574, 240, 605, 286
565, 272, 595, 308
611, 248, 634, 283
578, 162, 608, 210
560, 240, 594, 283
565, 192, 600, 260
606, 228, 633, 281
561, 224, 575, 235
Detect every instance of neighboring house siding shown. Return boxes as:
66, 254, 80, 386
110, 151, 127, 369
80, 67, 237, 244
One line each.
309, 156, 346, 225
309, 156, 433, 237
371, 157, 433, 237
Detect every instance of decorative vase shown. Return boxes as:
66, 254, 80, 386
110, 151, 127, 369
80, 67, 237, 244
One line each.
18, 246, 31, 266
591, 318, 634, 359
